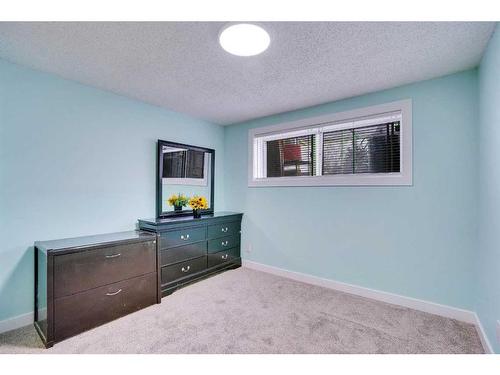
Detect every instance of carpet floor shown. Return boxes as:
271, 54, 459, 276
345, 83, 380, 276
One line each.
0, 267, 484, 354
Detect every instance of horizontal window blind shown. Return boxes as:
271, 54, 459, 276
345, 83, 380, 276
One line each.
163, 151, 185, 178
266, 134, 316, 177
185, 150, 205, 178
322, 121, 400, 175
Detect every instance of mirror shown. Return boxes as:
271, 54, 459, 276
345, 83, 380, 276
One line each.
157, 140, 215, 217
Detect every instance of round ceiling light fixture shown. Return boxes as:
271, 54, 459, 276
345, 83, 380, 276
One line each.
219, 23, 270, 56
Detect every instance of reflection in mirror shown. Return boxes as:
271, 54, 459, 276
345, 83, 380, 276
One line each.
158, 141, 214, 217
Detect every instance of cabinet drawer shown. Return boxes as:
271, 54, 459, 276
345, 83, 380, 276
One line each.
207, 235, 240, 254
160, 227, 206, 249
207, 248, 240, 268
161, 256, 207, 284
54, 273, 157, 341
54, 240, 156, 298
207, 221, 241, 239
160, 241, 207, 266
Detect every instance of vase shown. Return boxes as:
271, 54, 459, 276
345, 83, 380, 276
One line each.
192, 209, 201, 219
174, 205, 182, 212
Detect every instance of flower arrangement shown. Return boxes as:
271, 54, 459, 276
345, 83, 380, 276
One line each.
167, 193, 189, 211
189, 195, 208, 218
188, 195, 208, 210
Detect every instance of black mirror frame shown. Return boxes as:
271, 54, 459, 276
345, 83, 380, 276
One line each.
156, 139, 215, 218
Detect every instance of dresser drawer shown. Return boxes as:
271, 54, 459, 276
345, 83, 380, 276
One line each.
160, 227, 206, 249
54, 272, 157, 341
54, 240, 156, 298
207, 247, 240, 268
207, 234, 240, 254
207, 221, 241, 239
161, 256, 207, 284
160, 241, 207, 266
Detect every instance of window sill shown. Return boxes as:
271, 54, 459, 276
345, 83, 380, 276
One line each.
248, 173, 412, 187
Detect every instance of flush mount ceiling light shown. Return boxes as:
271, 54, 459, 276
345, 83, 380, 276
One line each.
219, 23, 270, 56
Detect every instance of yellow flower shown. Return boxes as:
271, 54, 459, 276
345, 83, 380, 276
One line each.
168, 193, 188, 207
189, 195, 208, 210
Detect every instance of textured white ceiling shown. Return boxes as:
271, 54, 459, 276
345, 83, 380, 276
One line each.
0, 22, 495, 125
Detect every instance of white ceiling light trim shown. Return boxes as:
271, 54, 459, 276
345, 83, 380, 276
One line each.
219, 23, 270, 56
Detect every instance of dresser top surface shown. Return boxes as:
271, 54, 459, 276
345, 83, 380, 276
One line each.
35, 230, 156, 253
139, 211, 243, 226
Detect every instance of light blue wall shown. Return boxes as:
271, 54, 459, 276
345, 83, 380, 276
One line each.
477, 24, 500, 353
0, 59, 225, 321
224, 70, 479, 310
0, 52, 486, 335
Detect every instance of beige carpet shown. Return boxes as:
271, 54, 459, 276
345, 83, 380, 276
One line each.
0, 267, 484, 354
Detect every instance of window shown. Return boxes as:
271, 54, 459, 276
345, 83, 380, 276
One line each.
162, 147, 209, 187
249, 100, 412, 186
266, 134, 316, 177
162, 149, 205, 179
322, 121, 400, 175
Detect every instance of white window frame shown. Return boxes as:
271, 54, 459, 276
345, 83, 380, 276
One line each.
248, 99, 412, 187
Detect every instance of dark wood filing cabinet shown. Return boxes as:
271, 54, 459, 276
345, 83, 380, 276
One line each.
138, 212, 243, 296
34, 231, 159, 348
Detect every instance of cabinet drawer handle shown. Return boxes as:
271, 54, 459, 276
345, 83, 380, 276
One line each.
221, 254, 229, 260
180, 234, 190, 240
221, 227, 229, 233
181, 265, 191, 273
105, 253, 121, 259
221, 240, 229, 247
106, 289, 122, 296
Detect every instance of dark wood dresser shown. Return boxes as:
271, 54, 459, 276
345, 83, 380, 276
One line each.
34, 231, 159, 348
138, 211, 243, 296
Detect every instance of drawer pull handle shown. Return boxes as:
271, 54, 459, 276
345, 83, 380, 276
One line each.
221, 227, 229, 233
221, 240, 229, 247
181, 265, 191, 273
221, 254, 229, 260
180, 234, 190, 240
105, 253, 121, 259
106, 289, 122, 296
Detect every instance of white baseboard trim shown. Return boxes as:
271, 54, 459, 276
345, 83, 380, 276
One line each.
473, 313, 494, 354
0, 311, 33, 334
242, 260, 476, 324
